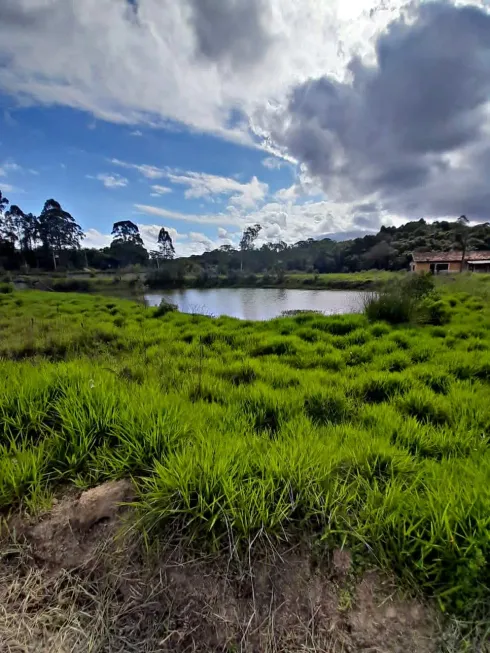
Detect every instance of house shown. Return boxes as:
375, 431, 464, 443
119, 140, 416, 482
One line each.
411, 250, 490, 274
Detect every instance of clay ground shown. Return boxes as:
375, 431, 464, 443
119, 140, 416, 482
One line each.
0, 481, 475, 652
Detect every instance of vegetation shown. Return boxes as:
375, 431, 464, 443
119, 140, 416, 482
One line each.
1, 280, 490, 636
3, 185, 490, 278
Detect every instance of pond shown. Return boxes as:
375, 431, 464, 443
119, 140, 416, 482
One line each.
145, 288, 367, 320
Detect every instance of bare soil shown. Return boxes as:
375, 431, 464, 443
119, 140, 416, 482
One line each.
0, 480, 441, 652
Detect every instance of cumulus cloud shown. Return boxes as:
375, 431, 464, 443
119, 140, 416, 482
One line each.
90, 173, 128, 189
114, 158, 269, 208
83, 228, 112, 249
166, 170, 268, 208
0, 0, 409, 140
3, 0, 490, 230
187, 0, 274, 70
264, 2, 490, 221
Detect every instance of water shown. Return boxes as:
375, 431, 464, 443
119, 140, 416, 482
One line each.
145, 288, 366, 320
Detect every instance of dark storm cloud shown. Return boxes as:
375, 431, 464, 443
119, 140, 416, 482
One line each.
354, 214, 381, 230
269, 2, 490, 220
188, 0, 273, 69
354, 202, 378, 214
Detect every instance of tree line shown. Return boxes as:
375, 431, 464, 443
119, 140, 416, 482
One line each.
2, 187, 490, 276
0, 190, 174, 271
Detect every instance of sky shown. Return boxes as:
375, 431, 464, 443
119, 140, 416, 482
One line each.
1, 0, 490, 257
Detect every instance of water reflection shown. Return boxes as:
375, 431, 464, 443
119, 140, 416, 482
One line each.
145, 288, 365, 320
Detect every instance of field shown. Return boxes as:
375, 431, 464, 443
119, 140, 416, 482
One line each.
1, 280, 490, 649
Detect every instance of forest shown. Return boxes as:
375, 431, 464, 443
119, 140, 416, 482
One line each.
2, 188, 490, 276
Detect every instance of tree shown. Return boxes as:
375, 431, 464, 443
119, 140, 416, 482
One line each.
110, 221, 148, 267
157, 227, 175, 260
454, 215, 470, 272
111, 220, 145, 246
239, 223, 261, 270
2, 204, 27, 249
37, 199, 84, 269
0, 190, 8, 216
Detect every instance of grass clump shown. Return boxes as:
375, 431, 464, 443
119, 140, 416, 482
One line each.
304, 389, 354, 425
358, 372, 409, 404
1, 286, 490, 625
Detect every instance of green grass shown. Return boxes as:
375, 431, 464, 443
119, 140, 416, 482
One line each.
1, 288, 490, 622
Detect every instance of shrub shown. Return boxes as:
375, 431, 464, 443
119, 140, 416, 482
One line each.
363, 290, 416, 324
245, 273, 258, 286
52, 279, 92, 293
153, 299, 178, 317
0, 282, 14, 294
364, 275, 437, 325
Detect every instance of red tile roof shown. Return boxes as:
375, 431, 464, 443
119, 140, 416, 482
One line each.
412, 250, 490, 263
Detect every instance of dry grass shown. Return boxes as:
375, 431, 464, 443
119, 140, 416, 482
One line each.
0, 518, 444, 653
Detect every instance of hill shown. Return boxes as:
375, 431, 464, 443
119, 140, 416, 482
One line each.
181, 219, 490, 277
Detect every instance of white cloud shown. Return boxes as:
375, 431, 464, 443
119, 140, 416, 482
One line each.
0, 183, 16, 194
90, 173, 128, 188
262, 156, 285, 170
274, 184, 298, 203
0, 0, 414, 142
166, 171, 268, 208
0, 162, 21, 176
83, 228, 112, 249
135, 203, 239, 226
188, 231, 215, 251
4, 1, 489, 226
130, 130, 143, 137
112, 158, 268, 208
112, 158, 166, 179
150, 184, 172, 196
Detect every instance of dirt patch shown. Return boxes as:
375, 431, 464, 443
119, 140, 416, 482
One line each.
0, 481, 441, 652
9, 480, 133, 569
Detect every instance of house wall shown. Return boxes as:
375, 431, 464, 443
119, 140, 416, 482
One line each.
413, 261, 461, 273
413, 262, 431, 272
448, 261, 462, 272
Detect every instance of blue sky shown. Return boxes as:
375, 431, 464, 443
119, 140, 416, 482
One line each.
0, 97, 297, 254
1, 1, 490, 255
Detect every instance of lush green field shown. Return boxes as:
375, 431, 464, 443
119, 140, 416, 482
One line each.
1, 284, 490, 622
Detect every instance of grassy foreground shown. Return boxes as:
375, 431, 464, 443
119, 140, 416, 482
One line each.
1, 285, 490, 625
